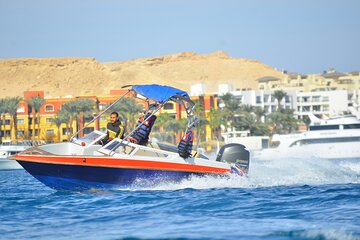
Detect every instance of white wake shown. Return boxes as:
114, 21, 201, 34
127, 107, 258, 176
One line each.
148, 155, 360, 191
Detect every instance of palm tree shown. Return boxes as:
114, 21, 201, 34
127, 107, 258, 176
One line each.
154, 112, 173, 132
111, 98, 143, 131
152, 113, 180, 144
166, 118, 183, 144
53, 110, 69, 142
267, 109, 298, 134
239, 104, 253, 113
61, 98, 95, 138
194, 116, 208, 147
220, 93, 233, 105
6, 96, 22, 141
253, 106, 267, 123
234, 112, 256, 133
26, 96, 45, 140
208, 108, 222, 140
74, 98, 95, 135
273, 90, 287, 112
192, 100, 209, 144
219, 93, 242, 131
0, 99, 6, 142
61, 101, 77, 137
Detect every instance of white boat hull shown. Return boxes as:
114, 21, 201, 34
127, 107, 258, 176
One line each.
0, 157, 23, 170
254, 141, 360, 161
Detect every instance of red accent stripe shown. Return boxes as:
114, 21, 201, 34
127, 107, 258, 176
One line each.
13, 154, 230, 174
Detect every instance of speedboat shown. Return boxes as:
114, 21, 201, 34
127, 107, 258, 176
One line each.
11, 84, 250, 190
0, 140, 45, 170
254, 114, 360, 161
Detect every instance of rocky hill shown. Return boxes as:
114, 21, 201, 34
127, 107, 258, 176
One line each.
0, 51, 285, 98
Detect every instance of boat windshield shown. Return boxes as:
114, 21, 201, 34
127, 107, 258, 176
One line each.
73, 130, 107, 146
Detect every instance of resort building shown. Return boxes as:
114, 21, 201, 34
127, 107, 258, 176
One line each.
0, 89, 218, 145
213, 84, 350, 120
257, 69, 360, 92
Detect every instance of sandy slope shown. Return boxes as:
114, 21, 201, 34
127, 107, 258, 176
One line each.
0, 51, 284, 97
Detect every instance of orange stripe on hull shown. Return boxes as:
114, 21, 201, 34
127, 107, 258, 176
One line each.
13, 155, 230, 174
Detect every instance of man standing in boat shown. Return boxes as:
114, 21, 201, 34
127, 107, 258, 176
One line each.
102, 112, 124, 145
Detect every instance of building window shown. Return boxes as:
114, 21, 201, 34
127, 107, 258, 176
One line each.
45, 105, 54, 112
312, 96, 320, 102
28, 129, 38, 136
17, 119, 25, 124
5, 120, 10, 125
164, 103, 174, 110
17, 105, 25, 113
84, 127, 94, 135
99, 104, 107, 111
62, 128, 72, 135
302, 106, 310, 112
46, 129, 55, 135
46, 118, 54, 124
17, 130, 25, 137
285, 96, 290, 103
313, 105, 321, 112
256, 96, 262, 104
84, 116, 93, 123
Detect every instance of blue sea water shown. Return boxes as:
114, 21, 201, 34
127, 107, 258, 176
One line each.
1, 157, 360, 240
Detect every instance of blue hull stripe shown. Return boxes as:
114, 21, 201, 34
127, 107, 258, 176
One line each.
18, 161, 203, 190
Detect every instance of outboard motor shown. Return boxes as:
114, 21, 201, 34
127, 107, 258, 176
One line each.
216, 143, 250, 175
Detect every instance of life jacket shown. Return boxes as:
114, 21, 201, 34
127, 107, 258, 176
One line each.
106, 120, 124, 140
130, 114, 157, 145
178, 130, 194, 159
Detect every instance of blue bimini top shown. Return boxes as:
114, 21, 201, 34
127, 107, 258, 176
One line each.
130, 84, 193, 105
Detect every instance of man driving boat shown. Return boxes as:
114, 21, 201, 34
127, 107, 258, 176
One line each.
102, 112, 124, 145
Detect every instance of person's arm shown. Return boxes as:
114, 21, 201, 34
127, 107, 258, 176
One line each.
101, 123, 110, 144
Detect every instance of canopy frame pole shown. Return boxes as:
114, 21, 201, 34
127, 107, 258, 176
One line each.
70, 90, 130, 142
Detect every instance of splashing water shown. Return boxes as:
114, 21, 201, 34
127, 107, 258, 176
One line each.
116, 155, 360, 191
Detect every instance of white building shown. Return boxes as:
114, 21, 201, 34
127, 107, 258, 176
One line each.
195, 83, 350, 119
190, 83, 206, 96
294, 90, 348, 119
218, 84, 234, 95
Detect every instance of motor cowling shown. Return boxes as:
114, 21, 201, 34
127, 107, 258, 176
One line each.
216, 143, 250, 175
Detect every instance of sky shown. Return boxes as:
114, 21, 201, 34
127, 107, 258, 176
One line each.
0, 0, 359, 74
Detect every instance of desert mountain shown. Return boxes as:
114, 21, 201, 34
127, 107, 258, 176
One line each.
0, 51, 284, 98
